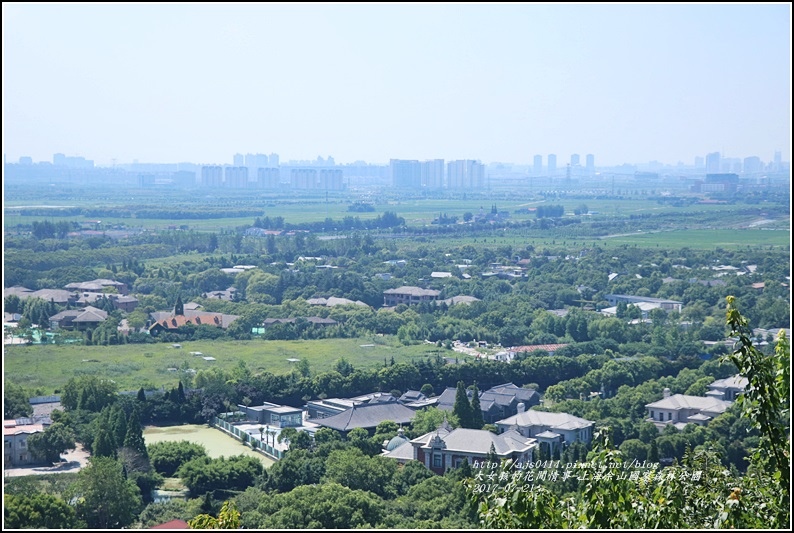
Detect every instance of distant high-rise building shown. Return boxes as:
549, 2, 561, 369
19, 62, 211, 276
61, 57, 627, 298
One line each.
18, 156, 32, 165
257, 168, 280, 189
548, 154, 557, 176
269, 153, 279, 167
774, 150, 782, 172
585, 154, 595, 174
390, 159, 422, 188
233, 153, 244, 166
225, 166, 249, 188
570, 154, 580, 167
533, 155, 543, 175
705, 152, 721, 173
447, 160, 484, 189
420, 159, 444, 189
201, 166, 223, 187
319, 168, 344, 190
53, 153, 66, 166
290, 168, 317, 189
743, 156, 763, 174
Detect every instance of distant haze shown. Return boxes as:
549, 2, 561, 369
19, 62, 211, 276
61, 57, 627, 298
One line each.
2, 3, 791, 167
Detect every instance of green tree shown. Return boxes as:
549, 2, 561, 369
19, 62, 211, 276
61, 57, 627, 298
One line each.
27, 422, 76, 464
4, 493, 80, 529
188, 500, 241, 529
92, 427, 117, 459
123, 409, 148, 459
452, 381, 473, 429
69, 456, 143, 529
148, 440, 207, 477
4, 380, 33, 419
467, 298, 790, 529
469, 382, 485, 429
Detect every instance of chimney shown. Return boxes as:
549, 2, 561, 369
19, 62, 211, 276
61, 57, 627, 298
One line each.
663, 388, 671, 398
517, 402, 526, 413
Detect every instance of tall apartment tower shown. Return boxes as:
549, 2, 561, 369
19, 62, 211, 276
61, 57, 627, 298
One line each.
224, 166, 249, 188
201, 166, 223, 187
233, 153, 244, 166
773, 150, 782, 172
570, 154, 580, 167
548, 154, 557, 176
420, 159, 445, 189
705, 152, 721, 174
533, 155, 543, 175
585, 154, 595, 175
269, 153, 280, 167
390, 159, 422, 188
446, 160, 484, 189
257, 168, 280, 189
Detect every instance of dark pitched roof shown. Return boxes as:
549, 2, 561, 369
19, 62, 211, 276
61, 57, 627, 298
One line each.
315, 402, 416, 432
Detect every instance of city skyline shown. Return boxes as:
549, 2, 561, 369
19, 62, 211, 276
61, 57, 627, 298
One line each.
3, 3, 791, 167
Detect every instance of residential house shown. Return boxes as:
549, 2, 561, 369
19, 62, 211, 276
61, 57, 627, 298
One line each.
49, 306, 108, 330
603, 294, 683, 313
313, 402, 416, 435
64, 279, 128, 295
238, 402, 303, 427
4, 420, 46, 467
306, 296, 369, 307
148, 309, 239, 335
306, 392, 398, 419
645, 388, 732, 430
383, 424, 537, 474
383, 286, 440, 306
495, 406, 595, 453
436, 382, 540, 424
706, 375, 748, 402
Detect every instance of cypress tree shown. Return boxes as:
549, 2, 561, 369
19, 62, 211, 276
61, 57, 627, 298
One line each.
123, 409, 148, 460
112, 406, 128, 447
92, 428, 117, 458
470, 382, 485, 429
453, 381, 473, 429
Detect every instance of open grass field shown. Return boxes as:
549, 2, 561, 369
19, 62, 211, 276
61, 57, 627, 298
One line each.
3, 337, 449, 394
143, 424, 275, 467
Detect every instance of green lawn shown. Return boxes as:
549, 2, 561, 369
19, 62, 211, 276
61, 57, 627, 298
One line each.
3, 337, 450, 394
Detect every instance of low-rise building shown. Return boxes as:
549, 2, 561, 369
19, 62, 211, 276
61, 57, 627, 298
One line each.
495, 407, 595, 453
706, 375, 748, 402
383, 424, 537, 474
4, 420, 46, 467
645, 388, 732, 430
237, 402, 303, 428
383, 286, 440, 306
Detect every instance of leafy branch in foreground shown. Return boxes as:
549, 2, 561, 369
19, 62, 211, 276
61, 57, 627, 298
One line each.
467, 296, 790, 529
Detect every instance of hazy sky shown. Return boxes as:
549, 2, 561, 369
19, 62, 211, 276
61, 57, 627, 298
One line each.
2, 3, 791, 167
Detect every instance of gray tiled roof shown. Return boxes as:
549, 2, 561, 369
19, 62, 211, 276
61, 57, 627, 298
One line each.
497, 410, 594, 431
315, 402, 416, 431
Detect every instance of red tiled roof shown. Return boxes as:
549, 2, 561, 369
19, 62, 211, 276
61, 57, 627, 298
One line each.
150, 519, 190, 529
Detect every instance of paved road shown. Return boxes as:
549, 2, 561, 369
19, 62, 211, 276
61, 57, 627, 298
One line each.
4, 445, 91, 478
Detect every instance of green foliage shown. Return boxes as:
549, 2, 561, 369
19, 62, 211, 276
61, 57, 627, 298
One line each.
69, 456, 143, 529
61, 375, 118, 412
4, 492, 79, 529
148, 440, 208, 477
123, 409, 148, 459
468, 299, 791, 529
453, 380, 473, 429
4, 380, 33, 419
238, 483, 386, 529
28, 422, 76, 464
188, 499, 241, 529
469, 382, 485, 429
323, 447, 398, 498
177, 455, 263, 495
